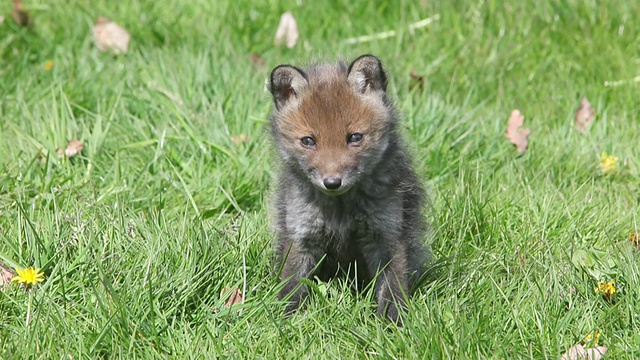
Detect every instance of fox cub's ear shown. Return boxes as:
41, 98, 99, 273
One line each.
269, 65, 308, 109
347, 55, 387, 94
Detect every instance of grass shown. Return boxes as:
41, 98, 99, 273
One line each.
1, 0, 639, 358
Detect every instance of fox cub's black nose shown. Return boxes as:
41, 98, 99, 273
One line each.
323, 177, 342, 190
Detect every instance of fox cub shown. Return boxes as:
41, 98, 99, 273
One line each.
268, 55, 429, 323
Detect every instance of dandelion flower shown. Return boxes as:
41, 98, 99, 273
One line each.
11, 267, 45, 287
599, 152, 618, 173
43, 60, 54, 71
595, 279, 615, 301
583, 331, 601, 345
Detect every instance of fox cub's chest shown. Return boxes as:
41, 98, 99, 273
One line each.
286, 192, 383, 245
319, 204, 360, 239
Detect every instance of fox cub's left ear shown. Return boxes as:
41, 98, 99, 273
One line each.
347, 55, 388, 94
269, 65, 309, 110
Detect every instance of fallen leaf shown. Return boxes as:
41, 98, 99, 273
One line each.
64, 140, 84, 158
220, 287, 243, 310
0, 263, 14, 288
560, 344, 607, 360
250, 53, 265, 68
11, 0, 30, 27
629, 232, 639, 248
505, 109, 531, 154
274, 12, 298, 48
409, 70, 425, 92
57, 140, 84, 158
93, 17, 131, 55
231, 134, 250, 145
575, 96, 595, 133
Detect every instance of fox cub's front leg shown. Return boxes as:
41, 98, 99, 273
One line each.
375, 259, 409, 324
365, 242, 410, 324
278, 239, 322, 314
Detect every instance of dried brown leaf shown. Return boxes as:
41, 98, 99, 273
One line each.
231, 134, 250, 145
409, 70, 425, 92
560, 344, 607, 360
274, 12, 298, 48
11, 0, 30, 27
93, 17, 131, 55
65, 140, 84, 158
575, 96, 595, 134
505, 109, 531, 154
250, 53, 265, 68
0, 263, 14, 288
630, 232, 640, 248
221, 287, 243, 309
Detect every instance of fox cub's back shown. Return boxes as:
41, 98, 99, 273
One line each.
268, 55, 429, 324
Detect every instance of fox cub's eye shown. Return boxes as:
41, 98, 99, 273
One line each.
300, 136, 316, 148
347, 133, 364, 144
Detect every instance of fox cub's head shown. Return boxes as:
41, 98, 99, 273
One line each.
268, 55, 396, 195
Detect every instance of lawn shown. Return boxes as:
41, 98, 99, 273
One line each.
1, 0, 639, 358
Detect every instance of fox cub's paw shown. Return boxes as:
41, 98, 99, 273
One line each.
378, 298, 407, 326
279, 285, 306, 316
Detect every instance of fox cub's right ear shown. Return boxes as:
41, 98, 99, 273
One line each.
269, 65, 308, 110
347, 55, 387, 94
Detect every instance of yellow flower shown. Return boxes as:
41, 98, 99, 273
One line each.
11, 267, 45, 287
583, 331, 601, 345
44, 60, 54, 71
630, 232, 639, 247
595, 279, 616, 300
599, 152, 618, 173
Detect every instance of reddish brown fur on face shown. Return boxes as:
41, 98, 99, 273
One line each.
276, 64, 390, 176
